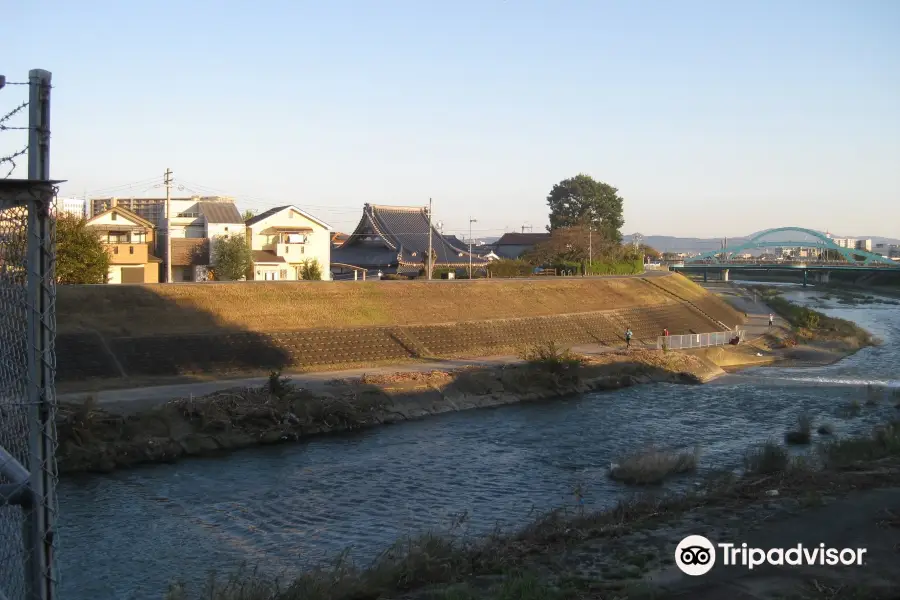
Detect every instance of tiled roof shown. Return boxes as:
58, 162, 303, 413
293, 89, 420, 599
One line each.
198, 202, 244, 224
86, 205, 156, 229
170, 238, 209, 266
443, 235, 466, 251
245, 205, 332, 229
495, 233, 551, 245
251, 250, 286, 264
245, 206, 284, 226
333, 204, 489, 269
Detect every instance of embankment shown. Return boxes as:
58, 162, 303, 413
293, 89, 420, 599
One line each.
56, 273, 745, 387
57, 349, 724, 474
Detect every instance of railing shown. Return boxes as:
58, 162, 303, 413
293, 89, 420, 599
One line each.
656, 330, 744, 351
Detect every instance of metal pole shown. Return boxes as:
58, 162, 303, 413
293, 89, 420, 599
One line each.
469, 217, 477, 279
164, 168, 173, 283
427, 198, 433, 280
26, 68, 56, 600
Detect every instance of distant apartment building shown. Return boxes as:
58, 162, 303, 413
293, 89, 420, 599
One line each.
58, 197, 86, 219
88, 195, 243, 281
874, 243, 900, 260
828, 236, 872, 253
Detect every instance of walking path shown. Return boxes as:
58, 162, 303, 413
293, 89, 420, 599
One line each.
702, 282, 786, 342
57, 343, 621, 412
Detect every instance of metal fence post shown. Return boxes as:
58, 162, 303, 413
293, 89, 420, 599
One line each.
25, 69, 57, 600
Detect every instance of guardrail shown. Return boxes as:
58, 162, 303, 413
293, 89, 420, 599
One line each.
655, 330, 744, 351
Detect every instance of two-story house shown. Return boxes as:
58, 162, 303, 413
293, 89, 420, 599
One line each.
84, 202, 162, 284
244, 205, 332, 280
168, 200, 245, 282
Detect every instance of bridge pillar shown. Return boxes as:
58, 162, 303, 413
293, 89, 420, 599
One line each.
820, 271, 830, 284
703, 270, 708, 283
722, 269, 729, 282
802, 269, 808, 287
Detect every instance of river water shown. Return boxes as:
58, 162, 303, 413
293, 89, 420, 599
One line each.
55, 288, 899, 599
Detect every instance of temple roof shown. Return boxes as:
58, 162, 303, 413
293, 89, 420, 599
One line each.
332, 204, 490, 269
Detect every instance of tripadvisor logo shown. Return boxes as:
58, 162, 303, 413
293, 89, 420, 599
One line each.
675, 535, 868, 576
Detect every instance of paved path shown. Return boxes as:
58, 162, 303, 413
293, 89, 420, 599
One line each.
57, 343, 621, 411
701, 282, 787, 342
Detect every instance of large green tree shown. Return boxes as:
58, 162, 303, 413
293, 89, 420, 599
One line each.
56, 213, 111, 284
211, 234, 252, 281
546, 174, 624, 242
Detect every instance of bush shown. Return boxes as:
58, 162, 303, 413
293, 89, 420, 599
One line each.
785, 412, 813, 445
267, 370, 293, 398
817, 423, 834, 436
822, 421, 900, 468
488, 259, 534, 278
744, 441, 790, 474
587, 258, 643, 275
300, 259, 323, 281
609, 446, 700, 485
519, 341, 584, 375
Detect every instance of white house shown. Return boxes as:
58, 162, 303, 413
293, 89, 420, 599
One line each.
244, 205, 332, 280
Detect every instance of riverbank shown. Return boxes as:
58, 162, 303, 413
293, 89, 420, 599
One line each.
164, 418, 900, 600
57, 348, 724, 474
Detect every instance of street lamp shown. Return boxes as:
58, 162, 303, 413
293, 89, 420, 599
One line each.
469, 217, 478, 279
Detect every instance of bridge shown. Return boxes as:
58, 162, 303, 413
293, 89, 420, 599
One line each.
669, 227, 900, 285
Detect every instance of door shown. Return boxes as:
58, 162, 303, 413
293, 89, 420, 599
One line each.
264, 271, 277, 281
121, 266, 145, 284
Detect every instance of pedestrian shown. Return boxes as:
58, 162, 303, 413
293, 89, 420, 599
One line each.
625, 327, 633, 348
768, 313, 774, 327
663, 328, 669, 337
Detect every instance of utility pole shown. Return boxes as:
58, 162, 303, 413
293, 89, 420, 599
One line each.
164, 168, 173, 283
427, 198, 433, 280
469, 217, 477, 279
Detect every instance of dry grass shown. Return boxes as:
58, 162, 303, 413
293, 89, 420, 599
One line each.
744, 440, 791, 474
609, 446, 700, 485
785, 412, 814, 445
58, 276, 684, 336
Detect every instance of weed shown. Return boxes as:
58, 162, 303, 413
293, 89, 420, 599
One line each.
609, 446, 700, 485
267, 370, 293, 398
839, 400, 862, 419
519, 342, 584, 375
744, 440, 790, 474
821, 421, 900, 468
785, 412, 813, 445
817, 423, 834, 436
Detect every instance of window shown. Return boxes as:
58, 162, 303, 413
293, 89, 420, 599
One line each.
279, 269, 288, 279
284, 246, 289, 253
113, 247, 119, 254
111, 212, 117, 221
129, 246, 134, 254
182, 269, 192, 282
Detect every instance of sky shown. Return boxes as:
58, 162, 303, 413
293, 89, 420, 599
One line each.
3, 1, 899, 240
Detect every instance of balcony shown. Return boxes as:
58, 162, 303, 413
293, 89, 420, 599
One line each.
106, 243, 149, 264
264, 242, 307, 259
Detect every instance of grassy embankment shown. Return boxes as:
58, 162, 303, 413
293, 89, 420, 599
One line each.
57, 346, 722, 474
748, 285, 876, 351
57, 277, 684, 337
162, 410, 900, 600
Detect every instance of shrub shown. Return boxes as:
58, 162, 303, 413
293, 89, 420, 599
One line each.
744, 441, 790, 474
300, 259, 323, 281
267, 370, 293, 398
609, 446, 700, 485
519, 341, 584, 375
821, 421, 900, 468
785, 412, 813, 445
817, 423, 834, 436
840, 400, 862, 418
488, 259, 534, 278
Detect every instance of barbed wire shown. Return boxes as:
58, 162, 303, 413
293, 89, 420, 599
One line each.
1, 147, 27, 179
1, 93, 30, 178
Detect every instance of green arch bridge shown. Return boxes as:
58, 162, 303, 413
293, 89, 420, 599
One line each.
669, 227, 900, 285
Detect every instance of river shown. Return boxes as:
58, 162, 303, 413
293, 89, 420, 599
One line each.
55, 288, 899, 599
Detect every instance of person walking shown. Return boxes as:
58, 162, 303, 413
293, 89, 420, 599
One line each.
663, 328, 669, 337
768, 313, 774, 327
625, 327, 633, 348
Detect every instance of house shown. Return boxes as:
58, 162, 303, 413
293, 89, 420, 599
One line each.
331, 204, 490, 276
492, 232, 551, 259
84, 202, 162, 284
331, 232, 350, 247
89, 195, 243, 282
244, 205, 332, 280
444, 234, 500, 261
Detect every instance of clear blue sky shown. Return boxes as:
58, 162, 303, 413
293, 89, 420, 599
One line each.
3, 0, 899, 239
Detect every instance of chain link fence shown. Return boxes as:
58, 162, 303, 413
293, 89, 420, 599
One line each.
655, 330, 744, 351
1, 70, 59, 600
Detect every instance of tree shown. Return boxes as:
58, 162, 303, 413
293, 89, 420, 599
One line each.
242, 209, 256, 222
56, 213, 111, 284
300, 258, 323, 280
639, 244, 661, 260
524, 225, 621, 264
546, 174, 624, 242
211, 234, 252, 281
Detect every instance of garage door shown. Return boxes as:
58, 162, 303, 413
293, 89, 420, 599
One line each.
121, 267, 145, 284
